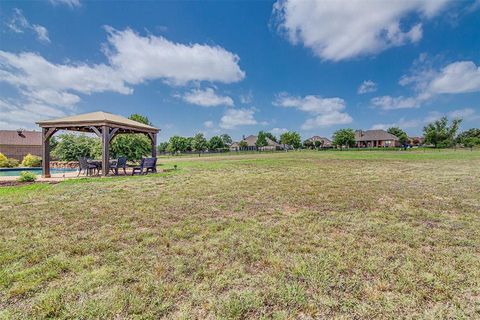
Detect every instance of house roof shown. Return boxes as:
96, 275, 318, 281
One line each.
0, 130, 42, 146
355, 130, 399, 142
309, 136, 332, 143
232, 135, 282, 147
36, 111, 159, 133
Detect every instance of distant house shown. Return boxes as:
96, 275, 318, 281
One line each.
408, 136, 425, 146
230, 135, 284, 151
0, 130, 42, 160
308, 136, 332, 148
355, 130, 400, 148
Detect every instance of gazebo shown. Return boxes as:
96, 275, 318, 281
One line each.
36, 111, 160, 178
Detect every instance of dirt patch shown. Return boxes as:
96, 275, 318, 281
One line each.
0, 181, 59, 187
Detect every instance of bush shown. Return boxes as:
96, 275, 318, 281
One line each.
51, 134, 101, 161
17, 171, 37, 182
21, 153, 42, 167
0, 153, 19, 168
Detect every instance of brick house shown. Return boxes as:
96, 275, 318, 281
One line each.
0, 130, 43, 160
355, 130, 400, 148
230, 135, 284, 151
308, 136, 332, 148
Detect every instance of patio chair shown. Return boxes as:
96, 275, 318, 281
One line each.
78, 157, 97, 176
110, 157, 127, 175
132, 157, 157, 175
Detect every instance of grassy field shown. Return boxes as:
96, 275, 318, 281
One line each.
1, 150, 480, 319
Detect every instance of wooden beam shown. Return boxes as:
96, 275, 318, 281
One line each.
42, 128, 51, 178
43, 127, 57, 142
108, 128, 119, 142
151, 132, 157, 158
101, 125, 110, 177
90, 126, 102, 138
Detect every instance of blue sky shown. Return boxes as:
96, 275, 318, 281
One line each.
1, 0, 479, 141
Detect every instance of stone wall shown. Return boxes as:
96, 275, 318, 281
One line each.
50, 161, 79, 169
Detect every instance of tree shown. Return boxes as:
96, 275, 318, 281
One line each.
185, 137, 194, 151
157, 142, 169, 153
423, 117, 462, 148
52, 133, 101, 161
110, 114, 152, 161
264, 132, 277, 143
220, 134, 232, 146
332, 129, 355, 148
314, 140, 322, 149
209, 136, 225, 150
256, 131, 268, 149
463, 137, 480, 149
129, 114, 151, 125
191, 133, 208, 155
303, 139, 314, 149
239, 140, 248, 150
456, 128, 480, 144
167, 136, 189, 154
280, 131, 302, 149
387, 127, 408, 145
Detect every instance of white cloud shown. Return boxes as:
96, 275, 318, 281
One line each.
203, 120, 214, 128
274, 93, 353, 128
6, 9, 50, 43
274, 93, 346, 114
302, 112, 353, 130
376, 59, 480, 111
429, 61, 480, 94
220, 108, 258, 129
448, 108, 477, 119
240, 90, 253, 104
32, 25, 50, 43
272, 0, 449, 61
0, 27, 245, 127
370, 118, 421, 130
0, 99, 66, 130
180, 88, 234, 107
0, 51, 132, 96
270, 127, 288, 136
370, 93, 431, 110
104, 27, 245, 86
357, 80, 377, 94
49, 0, 81, 8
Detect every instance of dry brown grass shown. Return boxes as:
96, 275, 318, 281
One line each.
1, 150, 479, 319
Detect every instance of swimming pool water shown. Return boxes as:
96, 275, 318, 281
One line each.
0, 168, 78, 177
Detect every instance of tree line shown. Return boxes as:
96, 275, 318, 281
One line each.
49, 114, 480, 162
330, 117, 479, 148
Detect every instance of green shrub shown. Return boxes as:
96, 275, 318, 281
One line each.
21, 153, 42, 167
17, 171, 37, 182
0, 153, 19, 168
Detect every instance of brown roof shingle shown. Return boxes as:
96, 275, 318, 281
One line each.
0, 130, 42, 146
355, 130, 399, 142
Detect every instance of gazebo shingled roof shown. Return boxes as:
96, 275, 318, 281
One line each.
36, 111, 160, 178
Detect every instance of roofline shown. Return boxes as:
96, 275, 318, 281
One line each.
36, 120, 160, 133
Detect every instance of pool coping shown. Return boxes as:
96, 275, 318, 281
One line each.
0, 167, 42, 172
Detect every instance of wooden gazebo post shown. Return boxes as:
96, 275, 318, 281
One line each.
149, 133, 157, 158
41, 127, 57, 178
101, 125, 110, 177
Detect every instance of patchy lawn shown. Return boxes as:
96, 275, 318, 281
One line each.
1, 150, 479, 319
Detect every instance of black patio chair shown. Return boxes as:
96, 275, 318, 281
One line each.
132, 157, 157, 175
110, 157, 127, 175
78, 157, 97, 176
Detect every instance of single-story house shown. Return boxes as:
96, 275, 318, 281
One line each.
0, 130, 42, 160
308, 136, 332, 147
230, 135, 284, 151
408, 136, 425, 146
355, 130, 400, 148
